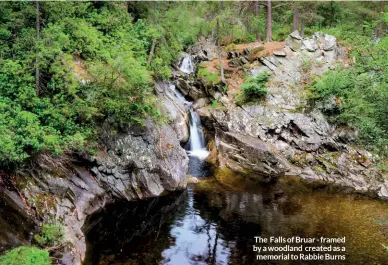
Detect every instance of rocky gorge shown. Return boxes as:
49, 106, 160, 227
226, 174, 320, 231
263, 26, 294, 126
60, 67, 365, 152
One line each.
176, 31, 388, 200
0, 31, 387, 265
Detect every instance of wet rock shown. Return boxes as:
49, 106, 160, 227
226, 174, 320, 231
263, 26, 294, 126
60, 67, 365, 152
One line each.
187, 176, 200, 184
174, 78, 206, 100
192, 98, 210, 110
196, 107, 214, 131
216, 129, 289, 182
6, 93, 189, 265
156, 81, 189, 143
0, 189, 37, 252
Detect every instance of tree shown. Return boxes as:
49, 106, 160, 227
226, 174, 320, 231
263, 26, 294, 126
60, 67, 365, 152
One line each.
293, 7, 299, 32
265, 0, 272, 41
376, 1, 385, 38
255, 1, 261, 41
216, 18, 226, 85
35, 1, 40, 97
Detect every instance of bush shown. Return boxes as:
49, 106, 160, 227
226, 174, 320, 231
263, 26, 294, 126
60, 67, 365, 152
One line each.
241, 71, 269, 101
34, 224, 65, 247
198, 66, 220, 86
0, 246, 50, 265
0, 29, 11, 40
309, 67, 387, 156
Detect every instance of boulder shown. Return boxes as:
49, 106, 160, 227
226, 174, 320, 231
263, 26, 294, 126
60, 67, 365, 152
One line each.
285, 30, 303, 51
192, 98, 210, 110
188, 37, 217, 61
196, 107, 214, 131
174, 78, 206, 100
273, 50, 287, 57
302, 39, 318, 52
313, 32, 337, 51
216, 129, 289, 182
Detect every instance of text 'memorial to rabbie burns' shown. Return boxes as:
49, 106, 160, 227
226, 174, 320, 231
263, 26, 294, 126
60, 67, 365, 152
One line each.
253, 236, 346, 261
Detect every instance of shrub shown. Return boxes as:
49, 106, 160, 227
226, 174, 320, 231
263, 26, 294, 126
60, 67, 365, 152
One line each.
198, 67, 220, 86
0, 246, 50, 265
241, 72, 269, 101
309, 67, 388, 156
0, 29, 11, 40
34, 224, 65, 247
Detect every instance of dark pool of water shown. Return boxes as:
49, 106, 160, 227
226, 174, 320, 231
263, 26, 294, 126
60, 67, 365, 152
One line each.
83, 171, 388, 265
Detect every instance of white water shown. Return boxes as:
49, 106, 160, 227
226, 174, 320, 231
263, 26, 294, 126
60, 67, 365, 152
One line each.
179, 55, 194, 74
169, 84, 190, 105
168, 83, 209, 160
187, 109, 209, 160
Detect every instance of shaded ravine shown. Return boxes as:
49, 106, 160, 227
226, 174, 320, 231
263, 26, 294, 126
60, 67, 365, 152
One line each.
82, 53, 387, 265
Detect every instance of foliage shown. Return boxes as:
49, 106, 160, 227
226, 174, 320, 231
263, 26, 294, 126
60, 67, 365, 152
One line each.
0, 2, 161, 167
241, 72, 269, 101
0, 1, 387, 167
34, 224, 65, 247
309, 46, 387, 156
198, 67, 220, 86
0, 246, 50, 265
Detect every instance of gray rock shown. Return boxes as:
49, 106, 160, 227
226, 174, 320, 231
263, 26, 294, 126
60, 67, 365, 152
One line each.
240, 56, 249, 65
285, 31, 303, 51
4, 91, 190, 265
216, 129, 289, 182
192, 98, 210, 110
273, 50, 286, 57
313, 32, 337, 51
174, 78, 206, 100
302, 39, 318, 52
323, 34, 337, 51
290, 30, 303, 40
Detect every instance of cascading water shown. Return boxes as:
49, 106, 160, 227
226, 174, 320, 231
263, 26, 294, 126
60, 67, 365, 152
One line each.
179, 54, 194, 74
167, 81, 210, 176
187, 109, 209, 160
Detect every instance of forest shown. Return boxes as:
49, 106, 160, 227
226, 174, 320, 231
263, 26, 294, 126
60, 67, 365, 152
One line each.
0, 1, 386, 169
0, 1, 387, 265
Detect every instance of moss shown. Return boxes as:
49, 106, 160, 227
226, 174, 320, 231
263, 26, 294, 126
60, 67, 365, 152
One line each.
27, 193, 57, 216
0, 246, 51, 265
225, 43, 236, 52
34, 223, 65, 248
291, 154, 309, 167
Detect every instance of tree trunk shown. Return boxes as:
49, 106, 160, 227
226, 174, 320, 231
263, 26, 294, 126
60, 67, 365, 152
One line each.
216, 18, 226, 85
293, 8, 299, 32
35, 1, 40, 97
255, 1, 261, 41
265, 0, 272, 42
300, 17, 305, 38
147, 39, 157, 65
376, 1, 385, 38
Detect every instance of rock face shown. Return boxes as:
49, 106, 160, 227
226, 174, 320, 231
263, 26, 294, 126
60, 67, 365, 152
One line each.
0, 94, 189, 264
216, 129, 289, 182
155, 81, 189, 143
193, 32, 388, 200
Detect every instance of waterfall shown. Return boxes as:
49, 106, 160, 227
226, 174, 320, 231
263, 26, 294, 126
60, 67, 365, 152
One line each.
187, 109, 209, 160
179, 55, 194, 74
167, 83, 209, 160
169, 84, 189, 105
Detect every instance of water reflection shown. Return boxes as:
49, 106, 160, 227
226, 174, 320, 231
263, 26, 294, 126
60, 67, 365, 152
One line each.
83, 177, 388, 265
